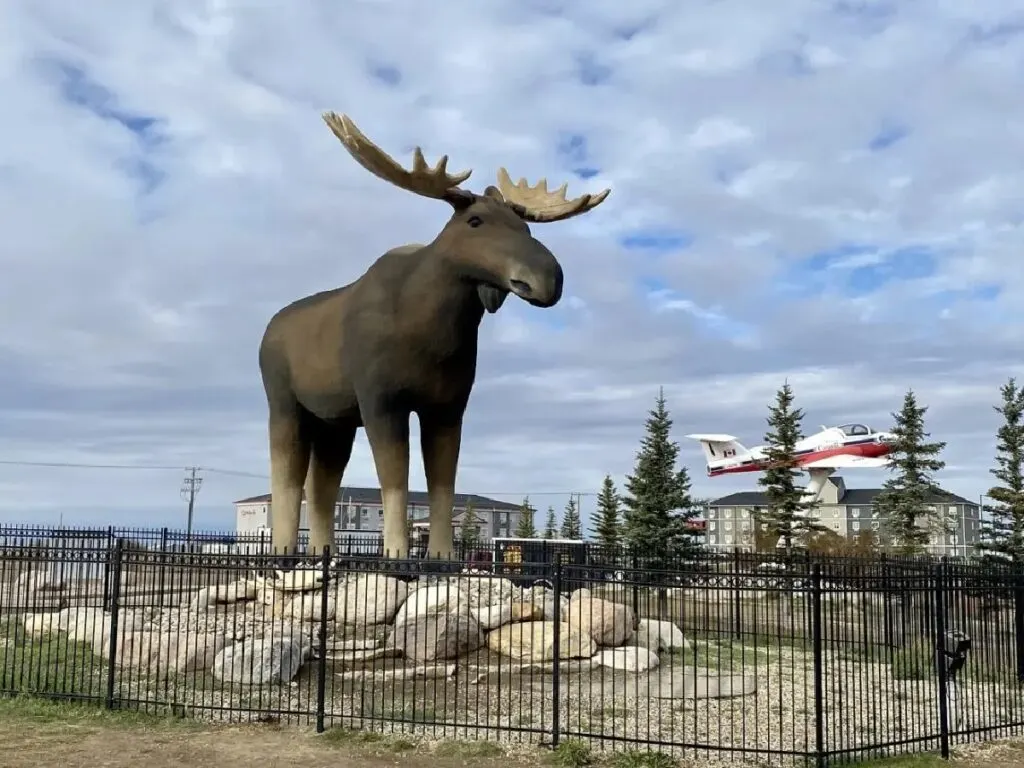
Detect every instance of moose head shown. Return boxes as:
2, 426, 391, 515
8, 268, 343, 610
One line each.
322, 112, 610, 315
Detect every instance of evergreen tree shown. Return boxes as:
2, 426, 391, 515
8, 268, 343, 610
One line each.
460, 500, 481, 549
560, 495, 583, 539
874, 389, 947, 555
593, 475, 622, 548
514, 496, 538, 538
978, 378, 1024, 562
757, 381, 827, 552
621, 388, 701, 569
543, 506, 557, 539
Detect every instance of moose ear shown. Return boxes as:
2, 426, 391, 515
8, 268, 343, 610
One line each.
477, 284, 509, 313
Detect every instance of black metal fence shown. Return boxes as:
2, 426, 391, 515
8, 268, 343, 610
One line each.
2, 529, 1024, 766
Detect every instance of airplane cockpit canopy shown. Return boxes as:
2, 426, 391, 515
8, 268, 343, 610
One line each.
838, 423, 872, 436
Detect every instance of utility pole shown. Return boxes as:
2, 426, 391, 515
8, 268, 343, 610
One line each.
180, 467, 203, 541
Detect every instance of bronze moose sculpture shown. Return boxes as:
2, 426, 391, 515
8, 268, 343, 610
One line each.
258, 112, 611, 561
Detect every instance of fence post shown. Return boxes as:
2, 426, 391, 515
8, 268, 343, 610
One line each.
551, 560, 562, 749
316, 545, 331, 733
934, 560, 951, 760
881, 553, 894, 648
1013, 561, 1024, 683
732, 547, 742, 640
811, 563, 825, 768
104, 538, 124, 711
101, 525, 114, 611
630, 552, 640, 620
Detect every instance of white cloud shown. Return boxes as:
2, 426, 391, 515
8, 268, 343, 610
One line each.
1, 0, 1022, 534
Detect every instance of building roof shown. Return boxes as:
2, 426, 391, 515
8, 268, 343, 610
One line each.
234, 486, 521, 511
709, 477, 976, 508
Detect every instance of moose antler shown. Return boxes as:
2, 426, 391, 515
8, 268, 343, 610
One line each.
322, 112, 473, 202
495, 167, 611, 223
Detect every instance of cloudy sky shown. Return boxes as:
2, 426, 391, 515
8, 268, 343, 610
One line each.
1, 0, 1022, 534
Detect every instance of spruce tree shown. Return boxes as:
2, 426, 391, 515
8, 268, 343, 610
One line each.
514, 496, 538, 538
978, 378, 1024, 562
757, 381, 827, 552
560, 495, 583, 539
543, 506, 557, 539
621, 388, 701, 569
594, 475, 622, 548
460, 500, 481, 549
874, 389, 947, 555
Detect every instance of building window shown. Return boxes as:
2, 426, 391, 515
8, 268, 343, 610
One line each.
852, 521, 860, 531
725, 522, 733, 531
709, 522, 717, 531
851, 508, 860, 518
707, 509, 716, 519
709, 535, 717, 544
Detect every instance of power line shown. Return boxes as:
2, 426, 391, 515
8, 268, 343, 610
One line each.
0, 458, 597, 496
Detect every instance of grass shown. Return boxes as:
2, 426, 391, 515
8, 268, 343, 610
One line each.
0, 618, 107, 699
0, 693, 201, 730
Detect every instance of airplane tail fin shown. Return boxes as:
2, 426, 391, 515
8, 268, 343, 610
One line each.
685, 434, 749, 464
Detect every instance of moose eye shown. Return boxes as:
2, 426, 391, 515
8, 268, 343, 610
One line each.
467, 215, 483, 228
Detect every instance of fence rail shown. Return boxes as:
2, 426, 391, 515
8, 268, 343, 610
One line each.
2, 529, 1024, 766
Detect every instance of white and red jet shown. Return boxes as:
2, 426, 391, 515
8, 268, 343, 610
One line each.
685, 423, 896, 503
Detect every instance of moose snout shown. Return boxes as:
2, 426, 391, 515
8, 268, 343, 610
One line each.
508, 243, 564, 308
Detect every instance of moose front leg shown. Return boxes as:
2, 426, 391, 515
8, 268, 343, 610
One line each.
420, 414, 462, 560
363, 410, 411, 558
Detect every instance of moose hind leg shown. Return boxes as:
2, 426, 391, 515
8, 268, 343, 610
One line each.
305, 422, 357, 556
363, 409, 410, 558
268, 411, 311, 559
420, 414, 462, 560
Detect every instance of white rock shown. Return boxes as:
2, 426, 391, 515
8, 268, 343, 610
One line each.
634, 619, 691, 653
337, 574, 408, 625
212, 637, 311, 685
470, 604, 513, 630
393, 583, 471, 624
595, 646, 660, 673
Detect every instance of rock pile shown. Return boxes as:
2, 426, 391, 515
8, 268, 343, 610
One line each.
22, 569, 692, 686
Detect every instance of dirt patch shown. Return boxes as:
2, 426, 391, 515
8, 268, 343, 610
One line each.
0, 698, 527, 768
2, 697, 1024, 768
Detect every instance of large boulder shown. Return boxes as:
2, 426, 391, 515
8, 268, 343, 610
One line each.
392, 583, 471, 624
337, 574, 408, 625
566, 596, 635, 646
633, 619, 690, 653
212, 637, 311, 685
486, 620, 596, 662
389, 612, 485, 662
111, 630, 229, 675
470, 599, 543, 630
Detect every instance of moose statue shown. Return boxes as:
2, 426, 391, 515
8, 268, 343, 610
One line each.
258, 112, 611, 562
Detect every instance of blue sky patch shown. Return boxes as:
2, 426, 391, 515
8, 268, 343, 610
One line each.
368, 62, 402, 86
47, 59, 166, 196
868, 123, 908, 151
575, 52, 612, 86
779, 242, 939, 298
620, 229, 694, 252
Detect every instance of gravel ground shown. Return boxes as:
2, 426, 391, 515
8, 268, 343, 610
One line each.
7, 572, 1024, 768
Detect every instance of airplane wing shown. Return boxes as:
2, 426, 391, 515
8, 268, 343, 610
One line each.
801, 455, 891, 469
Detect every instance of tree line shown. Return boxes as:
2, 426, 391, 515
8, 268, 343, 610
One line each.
497, 378, 1024, 563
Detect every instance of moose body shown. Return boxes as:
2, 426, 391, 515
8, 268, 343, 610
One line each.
261, 113, 609, 561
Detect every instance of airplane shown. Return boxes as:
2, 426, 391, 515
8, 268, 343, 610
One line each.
685, 423, 896, 505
